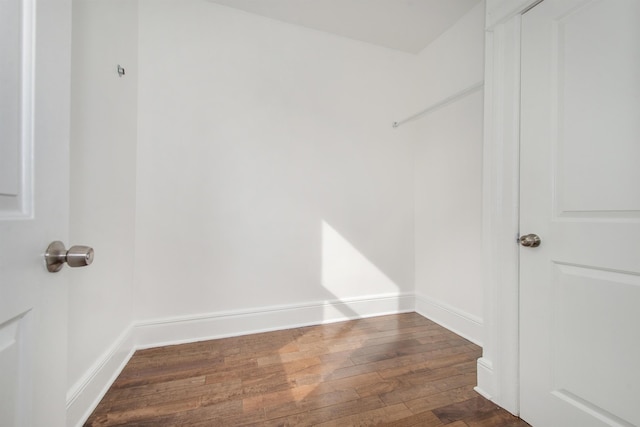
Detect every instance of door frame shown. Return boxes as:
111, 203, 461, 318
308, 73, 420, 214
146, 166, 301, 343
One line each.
476, 0, 542, 416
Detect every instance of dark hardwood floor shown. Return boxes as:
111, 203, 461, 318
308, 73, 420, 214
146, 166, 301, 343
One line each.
85, 313, 530, 426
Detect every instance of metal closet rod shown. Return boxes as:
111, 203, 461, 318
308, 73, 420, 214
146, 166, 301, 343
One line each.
392, 80, 484, 128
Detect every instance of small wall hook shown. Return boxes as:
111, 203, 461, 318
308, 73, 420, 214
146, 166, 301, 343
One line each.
117, 65, 125, 77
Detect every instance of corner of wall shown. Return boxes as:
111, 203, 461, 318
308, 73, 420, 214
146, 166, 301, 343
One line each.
414, 294, 483, 346
411, 0, 485, 350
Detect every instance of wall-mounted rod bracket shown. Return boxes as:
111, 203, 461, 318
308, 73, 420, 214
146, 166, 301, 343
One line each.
117, 65, 125, 77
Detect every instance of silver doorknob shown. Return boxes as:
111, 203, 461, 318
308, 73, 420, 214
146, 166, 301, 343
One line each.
519, 234, 541, 248
45, 241, 94, 272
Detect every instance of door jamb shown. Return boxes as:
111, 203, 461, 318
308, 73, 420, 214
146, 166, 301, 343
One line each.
476, 0, 541, 415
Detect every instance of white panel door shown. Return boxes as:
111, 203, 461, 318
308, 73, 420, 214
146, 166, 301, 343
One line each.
520, 0, 640, 426
0, 0, 72, 425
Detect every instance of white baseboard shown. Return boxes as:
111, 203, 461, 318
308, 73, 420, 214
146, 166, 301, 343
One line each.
475, 357, 495, 400
475, 356, 520, 416
414, 293, 483, 346
134, 293, 415, 349
66, 326, 135, 427
66, 293, 414, 426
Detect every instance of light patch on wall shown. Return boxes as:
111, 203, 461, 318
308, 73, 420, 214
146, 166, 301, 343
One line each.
321, 220, 398, 313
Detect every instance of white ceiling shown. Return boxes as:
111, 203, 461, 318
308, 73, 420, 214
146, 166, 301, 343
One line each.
206, 0, 482, 54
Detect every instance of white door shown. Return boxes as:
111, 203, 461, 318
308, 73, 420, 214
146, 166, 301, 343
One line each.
0, 0, 72, 425
519, 0, 640, 426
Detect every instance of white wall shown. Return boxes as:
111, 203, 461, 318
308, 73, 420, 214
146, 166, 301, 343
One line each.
68, 0, 138, 419
413, 3, 485, 344
134, 0, 417, 322
66, 1, 486, 423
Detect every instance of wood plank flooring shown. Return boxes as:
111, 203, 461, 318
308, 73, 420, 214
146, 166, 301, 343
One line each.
85, 313, 530, 426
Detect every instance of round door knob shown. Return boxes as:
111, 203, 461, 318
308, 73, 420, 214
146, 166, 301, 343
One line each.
66, 245, 94, 267
45, 241, 94, 272
519, 234, 541, 248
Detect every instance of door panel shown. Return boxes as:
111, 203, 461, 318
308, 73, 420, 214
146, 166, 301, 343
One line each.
553, 264, 639, 425
0, 314, 26, 426
520, 0, 640, 426
0, 0, 71, 425
555, 0, 640, 213
0, 0, 31, 214
0, 0, 22, 201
